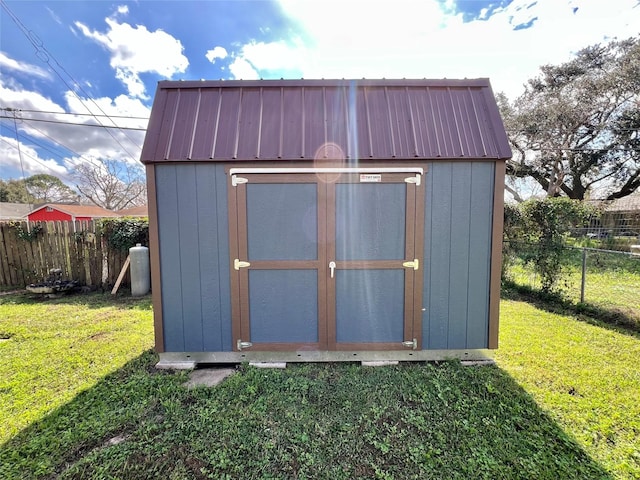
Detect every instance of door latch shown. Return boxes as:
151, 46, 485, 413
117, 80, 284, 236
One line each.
402, 338, 417, 350
237, 339, 253, 350
329, 261, 336, 278
404, 175, 421, 185
234, 259, 251, 270
402, 259, 419, 270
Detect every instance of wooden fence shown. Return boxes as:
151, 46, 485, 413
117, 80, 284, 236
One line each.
0, 221, 131, 289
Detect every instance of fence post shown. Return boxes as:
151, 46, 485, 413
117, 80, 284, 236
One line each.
580, 248, 587, 303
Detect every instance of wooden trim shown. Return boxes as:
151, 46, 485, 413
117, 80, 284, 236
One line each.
317, 180, 329, 350
488, 160, 505, 349
242, 342, 322, 352
334, 260, 409, 269
403, 179, 417, 347
334, 342, 411, 351
146, 165, 165, 353
412, 170, 426, 350
247, 260, 321, 269
227, 172, 242, 352
326, 181, 337, 348
235, 183, 251, 350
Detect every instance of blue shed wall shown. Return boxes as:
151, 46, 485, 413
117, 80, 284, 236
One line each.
423, 161, 494, 349
155, 163, 232, 352
154, 161, 495, 352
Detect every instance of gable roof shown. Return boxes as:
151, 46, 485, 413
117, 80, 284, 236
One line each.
600, 193, 640, 212
118, 205, 148, 217
28, 203, 119, 218
141, 78, 512, 164
0, 202, 34, 220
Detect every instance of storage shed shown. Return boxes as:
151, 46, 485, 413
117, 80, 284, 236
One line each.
140, 78, 512, 367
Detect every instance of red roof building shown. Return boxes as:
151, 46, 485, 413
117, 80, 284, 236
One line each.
26, 204, 119, 222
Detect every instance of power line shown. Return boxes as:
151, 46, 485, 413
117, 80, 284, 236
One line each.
0, 114, 147, 131
0, 0, 144, 158
0, 136, 65, 175
2, 107, 149, 121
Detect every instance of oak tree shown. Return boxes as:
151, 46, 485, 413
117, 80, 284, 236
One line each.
502, 36, 640, 200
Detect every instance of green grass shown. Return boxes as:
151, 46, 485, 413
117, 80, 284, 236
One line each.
495, 298, 640, 478
1, 291, 638, 479
505, 249, 640, 330
0, 292, 154, 442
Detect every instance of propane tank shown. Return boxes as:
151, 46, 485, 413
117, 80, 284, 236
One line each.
129, 243, 150, 296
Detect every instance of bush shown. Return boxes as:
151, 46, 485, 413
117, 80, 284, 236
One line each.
99, 218, 149, 252
504, 198, 594, 293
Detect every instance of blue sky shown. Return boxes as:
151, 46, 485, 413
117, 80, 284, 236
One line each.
1, 0, 639, 185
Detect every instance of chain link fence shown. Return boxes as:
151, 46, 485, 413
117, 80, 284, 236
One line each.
503, 241, 640, 327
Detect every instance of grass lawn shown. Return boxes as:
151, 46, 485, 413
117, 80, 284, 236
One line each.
1, 291, 638, 479
505, 247, 640, 331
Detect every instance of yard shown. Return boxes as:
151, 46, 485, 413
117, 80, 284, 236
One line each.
0, 291, 638, 479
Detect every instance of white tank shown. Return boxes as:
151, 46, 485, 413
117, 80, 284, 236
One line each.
129, 243, 150, 296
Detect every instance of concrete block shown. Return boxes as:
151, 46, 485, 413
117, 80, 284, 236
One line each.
249, 362, 287, 369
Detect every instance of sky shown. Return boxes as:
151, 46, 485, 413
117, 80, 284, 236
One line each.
1, 0, 639, 187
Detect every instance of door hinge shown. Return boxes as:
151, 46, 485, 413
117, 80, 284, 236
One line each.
402, 338, 418, 350
404, 175, 421, 186
402, 259, 419, 270
234, 259, 251, 270
237, 339, 253, 350
231, 175, 248, 186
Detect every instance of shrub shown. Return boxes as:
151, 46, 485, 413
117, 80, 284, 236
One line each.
99, 218, 149, 252
504, 198, 594, 293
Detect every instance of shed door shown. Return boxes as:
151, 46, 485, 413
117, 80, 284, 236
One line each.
228, 169, 423, 352
328, 173, 421, 350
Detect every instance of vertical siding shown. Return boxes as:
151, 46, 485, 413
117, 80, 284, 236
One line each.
466, 163, 494, 348
422, 161, 495, 349
156, 163, 231, 352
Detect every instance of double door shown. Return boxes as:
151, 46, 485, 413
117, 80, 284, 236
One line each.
228, 168, 424, 351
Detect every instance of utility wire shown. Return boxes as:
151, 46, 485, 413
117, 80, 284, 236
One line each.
0, 0, 144, 158
0, 114, 147, 131
0, 136, 66, 175
2, 107, 149, 121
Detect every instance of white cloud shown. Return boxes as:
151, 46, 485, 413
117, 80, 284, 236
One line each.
228, 57, 260, 80
0, 75, 148, 182
75, 15, 188, 98
205, 46, 228, 63
0, 52, 52, 80
116, 5, 129, 15
223, 0, 640, 98
1, 134, 71, 180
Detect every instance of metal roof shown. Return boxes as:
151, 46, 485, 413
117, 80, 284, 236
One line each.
141, 78, 512, 164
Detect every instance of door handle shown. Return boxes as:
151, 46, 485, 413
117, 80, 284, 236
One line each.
329, 261, 336, 279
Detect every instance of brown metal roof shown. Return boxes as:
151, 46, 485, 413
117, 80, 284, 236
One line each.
141, 78, 512, 164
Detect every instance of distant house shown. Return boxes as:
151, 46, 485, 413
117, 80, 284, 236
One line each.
587, 193, 640, 237
0, 202, 33, 221
26, 203, 119, 222
117, 205, 148, 217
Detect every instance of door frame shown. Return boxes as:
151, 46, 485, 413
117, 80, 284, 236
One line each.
227, 164, 426, 352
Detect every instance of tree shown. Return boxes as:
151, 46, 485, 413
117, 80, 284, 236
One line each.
502, 36, 640, 200
0, 179, 33, 203
24, 174, 77, 203
74, 158, 146, 211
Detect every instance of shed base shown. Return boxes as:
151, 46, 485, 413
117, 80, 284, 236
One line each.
156, 349, 494, 369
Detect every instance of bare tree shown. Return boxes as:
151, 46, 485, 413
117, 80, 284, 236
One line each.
74, 159, 146, 210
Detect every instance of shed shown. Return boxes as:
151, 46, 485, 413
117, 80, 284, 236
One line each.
141, 78, 512, 367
